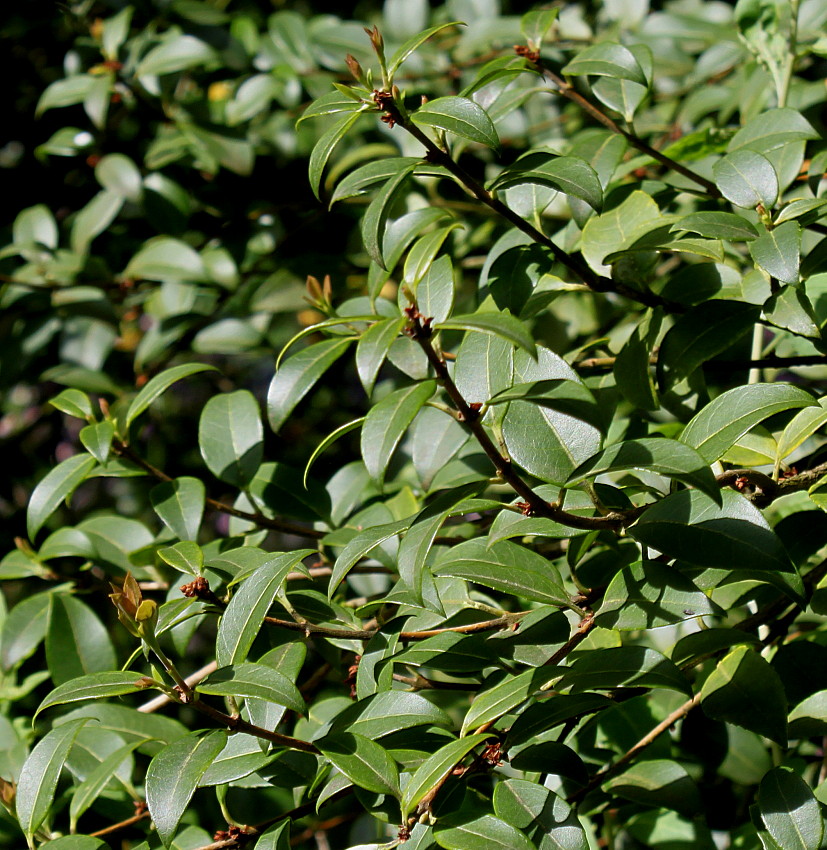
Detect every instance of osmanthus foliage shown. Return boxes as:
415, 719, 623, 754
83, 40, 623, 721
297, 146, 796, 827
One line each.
4, 0, 827, 849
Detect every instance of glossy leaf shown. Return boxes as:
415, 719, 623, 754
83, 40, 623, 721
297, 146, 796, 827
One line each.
151, 477, 205, 542
16, 718, 90, 842
713, 149, 778, 209
360, 380, 435, 486
700, 646, 787, 745
402, 734, 491, 819
215, 550, 314, 666
126, 363, 218, 428
750, 221, 801, 283
631, 489, 793, 573
328, 518, 411, 594
435, 311, 536, 358
145, 730, 227, 847
559, 646, 691, 695
46, 594, 116, 686
435, 538, 569, 606
361, 162, 416, 267
411, 96, 499, 150
328, 691, 451, 739
777, 399, 827, 462
267, 338, 353, 433
487, 379, 604, 431
254, 821, 291, 850
198, 663, 304, 713
199, 390, 263, 487
434, 813, 535, 850
567, 438, 720, 503
671, 211, 758, 241
491, 153, 603, 211
562, 42, 647, 85
78, 421, 114, 464
462, 669, 549, 736
356, 316, 406, 396
758, 767, 823, 850
331, 157, 420, 205
308, 109, 364, 200
604, 760, 702, 816
27, 453, 97, 540
36, 671, 152, 720
387, 21, 463, 77
681, 383, 816, 463
317, 732, 399, 796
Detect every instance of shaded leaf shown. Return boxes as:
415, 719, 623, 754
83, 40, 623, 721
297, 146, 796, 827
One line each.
435, 813, 535, 850
36, 671, 151, 719
361, 163, 416, 267
758, 767, 823, 850
317, 732, 399, 797
199, 390, 263, 488
604, 760, 702, 816
558, 646, 691, 695
27, 453, 97, 540
356, 317, 406, 396
435, 311, 536, 358
308, 109, 364, 200
126, 363, 218, 428
151, 477, 205, 542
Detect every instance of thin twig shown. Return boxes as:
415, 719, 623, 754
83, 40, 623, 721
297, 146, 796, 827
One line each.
138, 660, 217, 713
89, 803, 150, 837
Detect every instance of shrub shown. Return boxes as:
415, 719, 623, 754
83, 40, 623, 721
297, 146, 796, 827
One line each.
3, 1, 827, 848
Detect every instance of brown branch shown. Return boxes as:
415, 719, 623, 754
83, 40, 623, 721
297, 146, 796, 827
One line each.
380, 97, 678, 312
90, 802, 150, 837
111, 439, 323, 539
534, 62, 721, 198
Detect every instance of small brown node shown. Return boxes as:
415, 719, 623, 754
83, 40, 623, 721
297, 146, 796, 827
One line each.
516, 500, 533, 516
481, 741, 503, 766
514, 44, 540, 63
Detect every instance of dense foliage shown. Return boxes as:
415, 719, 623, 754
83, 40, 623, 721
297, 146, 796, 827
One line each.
3, 0, 827, 848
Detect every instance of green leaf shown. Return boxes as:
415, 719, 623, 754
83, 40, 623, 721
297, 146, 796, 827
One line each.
49, 389, 94, 421
657, 300, 760, 388
758, 767, 823, 850
69, 740, 144, 830
329, 691, 451, 739
411, 96, 499, 150
750, 221, 801, 283
137, 35, 217, 75
158, 541, 203, 576
567, 438, 720, 503
78, 421, 115, 465
46, 594, 116, 686
416, 254, 455, 325
331, 157, 420, 205
559, 646, 692, 695
434, 538, 570, 606
145, 730, 227, 847
126, 363, 218, 428
40, 837, 106, 849
487, 379, 604, 430
267, 338, 352, 433
198, 390, 263, 488
1, 592, 51, 671
401, 734, 492, 819
124, 236, 207, 281
308, 109, 365, 200
506, 693, 611, 747
298, 91, 366, 125
361, 163, 416, 268
728, 108, 820, 154
490, 153, 603, 211
775, 198, 827, 226
598, 561, 722, 630
27, 453, 97, 540
435, 311, 536, 358
304, 417, 365, 487
215, 551, 314, 666
361, 380, 436, 486
435, 813, 535, 850
700, 646, 787, 745
71, 190, 123, 255
356, 317, 406, 396
671, 211, 759, 241
604, 760, 702, 816
35, 672, 153, 720
16, 718, 90, 842
681, 383, 816, 463
387, 21, 464, 78
328, 518, 411, 594
562, 42, 647, 85
713, 149, 779, 209
763, 286, 820, 339
198, 663, 304, 713
631, 489, 794, 573
317, 732, 400, 797
151, 477, 205, 542
254, 821, 291, 850
777, 399, 827, 462
462, 669, 550, 736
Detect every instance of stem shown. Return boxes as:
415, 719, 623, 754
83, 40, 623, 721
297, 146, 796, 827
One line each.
535, 64, 721, 198
777, 0, 800, 108
111, 439, 323, 539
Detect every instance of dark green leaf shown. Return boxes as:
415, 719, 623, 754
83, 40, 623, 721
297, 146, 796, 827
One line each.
700, 646, 787, 745
411, 96, 499, 150
361, 163, 416, 268
199, 390, 263, 488
387, 21, 464, 77
27, 453, 97, 540
562, 42, 647, 85
356, 317, 406, 396
36, 671, 151, 720
567, 438, 720, 503
317, 732, 399, 797
671, 211, 759, 241
491, 153, 603, 211
604, 760, 702, 816
559, 646, 691, 695
308, 109, 364, 200
487, 379, 604, 431
215, 551, 314, 666
434, 538, 569, 606
681, 383, 816, 463
415, 254, 455, 324
329, 691, 451, 739
758, 767, 823, 850
657, 300, 760, 388
267, 338, 353, 433
145, 730, 227, 847
78, 421, 114, 464
462, 669, 550, 736
16, 718, 90, 842
750, 221, 801, 283
151, 477, 205, 542
331, 157, 421, 205
728, 108, 820, 154
126, 363, 218, 428
298, 91, 366, 125
435, 311, 536, 357
198, 663, 304, 713
713, 149, 779, 209
253, 821, 291, 850
46, 594, 116, 686
1, 592, 51, 671
435, 813, 535, 850
361, 380, 436, 486
631, 489, 793, 573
